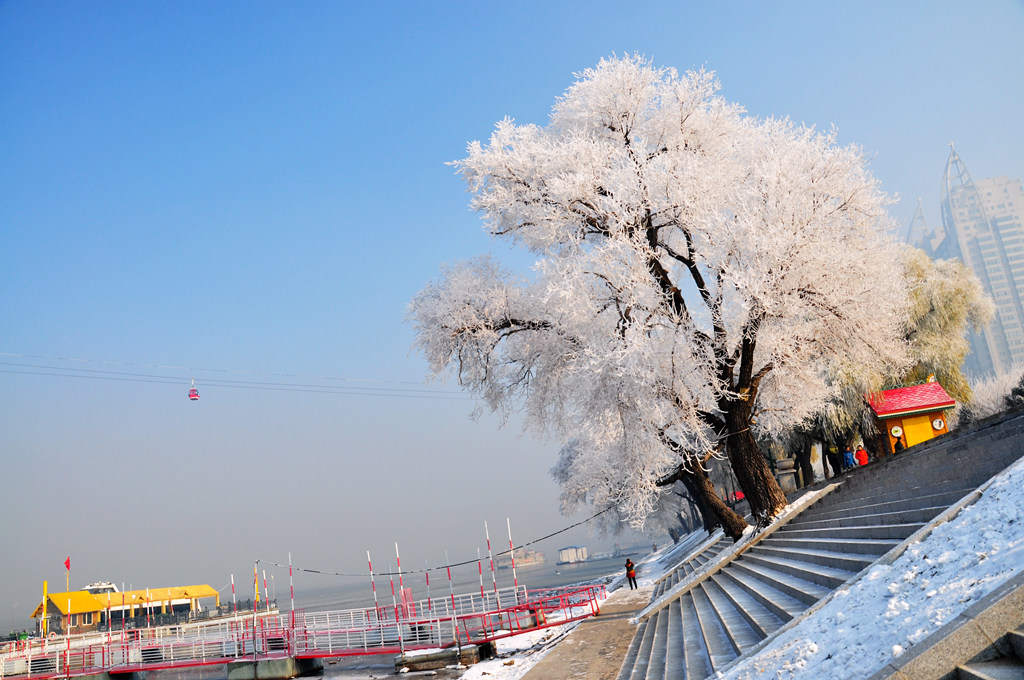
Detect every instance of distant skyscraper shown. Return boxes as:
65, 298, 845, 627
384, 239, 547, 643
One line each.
912, 146, 1024, 377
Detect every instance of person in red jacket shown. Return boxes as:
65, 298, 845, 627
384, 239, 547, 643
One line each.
855, 445, 868, 466
625, 559, 637, 590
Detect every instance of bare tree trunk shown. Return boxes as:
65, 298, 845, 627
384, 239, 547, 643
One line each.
677, 511, 692, 535
686, 494, 702, 533
829, 439, 845, 473
677, 473, 717, 534
725, 405, 788, 526
822, 443, 842, 478
795, 440, 814, 488
722, 463, 738, 507
680, 467, 749, 541
874, 430, 891, 458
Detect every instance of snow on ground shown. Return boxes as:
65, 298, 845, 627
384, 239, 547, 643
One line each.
452, 621, 583, 680
401, 596, 612, 680
720, 456, 1024, 680
453, 596, 609, 680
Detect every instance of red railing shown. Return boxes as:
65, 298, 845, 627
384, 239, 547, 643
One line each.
0, 585, 605, 679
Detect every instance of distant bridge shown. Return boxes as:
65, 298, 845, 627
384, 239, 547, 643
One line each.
0, 584, 604, 680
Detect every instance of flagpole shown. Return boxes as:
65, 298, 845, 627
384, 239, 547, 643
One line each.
42, 581, 48, 637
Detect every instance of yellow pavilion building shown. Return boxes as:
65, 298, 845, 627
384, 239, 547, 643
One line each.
31, 582, 220, 635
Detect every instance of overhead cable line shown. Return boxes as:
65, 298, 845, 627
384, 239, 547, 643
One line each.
0, 359, 471, 400
1, 352, 429, 387
256, 506, 615, 577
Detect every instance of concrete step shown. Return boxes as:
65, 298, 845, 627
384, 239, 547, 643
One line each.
741, 552, 856, 590
766, 535, 901, 556
707, 573, 786, 640
803, 479, 972, 515
797, 489, 970, 520
716, 567, 803, 622
654, 541, 721, 599
1008, 627, 1024, 660
613, 415, 1024, 680
656, 534, 717, 575
728, 559, 831, 607
830, 451, 1016, 490
681, 592, 714, 680
663, 600, 683, 680
818, 471, 971, 497
617, 619, 649, 680
956, 657, 1024, 679
645, 606, 669, 680
786, 504, 949, 531
692, 544, 727, 566
698, 579, 762, 654
632, 615, 658, 680
690, 585, 739, 672
667, 602, 684, 680
653, 571, 677, 599
776, 522, 924, 542
748, 544, 875, 573
655, 531, 711, 571
899, 456, 1023, 488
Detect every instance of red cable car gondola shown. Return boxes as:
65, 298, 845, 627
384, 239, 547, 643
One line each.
188, 378, 200, 401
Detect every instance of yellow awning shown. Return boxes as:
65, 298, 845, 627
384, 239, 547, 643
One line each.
31, 584, 220, 619
31, 592, 104, 618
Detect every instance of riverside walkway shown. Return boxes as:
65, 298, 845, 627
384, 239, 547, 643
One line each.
520, 586, 652, 680
0, 584, 603, 680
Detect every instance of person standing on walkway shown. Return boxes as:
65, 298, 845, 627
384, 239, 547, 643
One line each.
625, 559, 637, 590
855, 445, 868, 466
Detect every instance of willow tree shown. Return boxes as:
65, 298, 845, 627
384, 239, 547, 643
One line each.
410, 56, 908, 536
901, 246, 993, 404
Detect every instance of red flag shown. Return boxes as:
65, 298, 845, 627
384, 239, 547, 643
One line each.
64, 556, 70, 571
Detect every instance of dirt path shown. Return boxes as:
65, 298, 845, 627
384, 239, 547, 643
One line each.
518, 586, 651, 680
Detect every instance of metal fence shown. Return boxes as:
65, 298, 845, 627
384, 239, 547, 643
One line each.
0, 585, 604, 679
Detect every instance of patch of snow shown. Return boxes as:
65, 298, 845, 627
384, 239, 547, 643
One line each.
401, 647, 447, 658
456, 619, 585, 680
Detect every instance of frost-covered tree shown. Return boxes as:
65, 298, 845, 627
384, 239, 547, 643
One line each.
410, 56, 909, 536
959, 365, 1024, 425
900, 246, 993, 404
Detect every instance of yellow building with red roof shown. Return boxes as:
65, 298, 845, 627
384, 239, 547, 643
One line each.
867, 380, 956, 453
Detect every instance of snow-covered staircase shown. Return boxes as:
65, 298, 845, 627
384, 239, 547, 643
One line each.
615, 412, 1024, 680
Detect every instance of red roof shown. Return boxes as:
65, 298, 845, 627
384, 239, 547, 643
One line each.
867, 382, 956, 418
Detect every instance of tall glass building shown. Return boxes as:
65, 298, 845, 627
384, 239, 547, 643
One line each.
911, 146, 1024, 377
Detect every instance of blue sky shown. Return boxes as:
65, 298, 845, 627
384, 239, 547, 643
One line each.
2, 1, 1023, 625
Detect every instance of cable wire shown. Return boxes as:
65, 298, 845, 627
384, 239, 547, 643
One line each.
0, 358, 472, 400
256, 506, 615, 577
